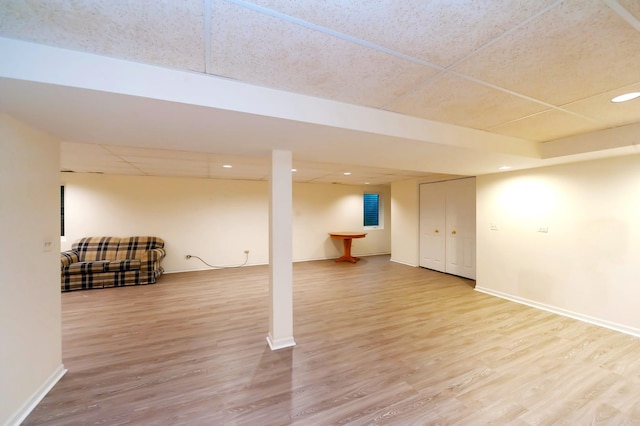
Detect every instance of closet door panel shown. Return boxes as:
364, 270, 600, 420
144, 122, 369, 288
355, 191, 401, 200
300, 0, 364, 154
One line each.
463, 237, 474, 270
445, 178, 476, 279
420, 178, 475, 279
419, 182, 446, 272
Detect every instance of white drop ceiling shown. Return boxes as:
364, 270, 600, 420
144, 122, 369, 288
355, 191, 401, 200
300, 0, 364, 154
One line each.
1, 0, 640, 184
60, 143, 448, 185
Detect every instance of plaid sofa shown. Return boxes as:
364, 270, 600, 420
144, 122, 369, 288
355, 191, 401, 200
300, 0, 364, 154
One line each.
60, 236, 166, 291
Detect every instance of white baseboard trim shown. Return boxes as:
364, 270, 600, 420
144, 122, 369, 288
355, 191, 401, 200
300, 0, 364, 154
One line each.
6, 364, 67, 426
266, 335, 296, 351
363, 251, 392, 257
164, 267, 224, 274
164, 263, 264, 274
293, 256, 330, 263
390, 258, 418, 267
475, 286, 640, 338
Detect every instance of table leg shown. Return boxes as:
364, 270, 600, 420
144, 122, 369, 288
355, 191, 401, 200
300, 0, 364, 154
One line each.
335, 238, 360, 263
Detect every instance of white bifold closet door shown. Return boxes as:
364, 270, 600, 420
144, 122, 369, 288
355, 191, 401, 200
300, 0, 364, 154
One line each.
419, 178, 476, 280
418, 180, 447, 273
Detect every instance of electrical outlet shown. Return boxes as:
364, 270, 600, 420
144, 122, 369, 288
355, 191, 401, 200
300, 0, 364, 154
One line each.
42, 240, 53, 252
538, 226, 549, 233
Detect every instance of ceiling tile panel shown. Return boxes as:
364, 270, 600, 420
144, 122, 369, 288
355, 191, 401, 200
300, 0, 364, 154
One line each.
616, 0, 640, 22
240, 0, 560, 67
61, 158, 141, 175
208, 168, 267, 180
139, 167, 209, 178
291, 163, 340, 182
387, 73, 549, 130
562, 83, 640, 128
294, 174, 333, 183
0, 0, 205, 71
133, 160, 208, 173
105, 146, 208, 161
208, 160, 271, 181
122, 155, 208, 169
209, 1, 437, 108
60, 157, 127, 169
307, 173, 363, 185
60, 143, 138, 174
209, 155, 270, 168
453, 0, 640, 106
61, 142, 110, 156
489, 109, 601, 142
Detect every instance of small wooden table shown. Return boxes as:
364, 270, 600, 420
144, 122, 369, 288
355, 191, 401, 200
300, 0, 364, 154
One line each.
329, 232, 367, 263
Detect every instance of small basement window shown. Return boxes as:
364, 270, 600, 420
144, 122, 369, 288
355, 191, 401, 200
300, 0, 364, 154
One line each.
60, 185, 65, 236
363, 193, 382, 229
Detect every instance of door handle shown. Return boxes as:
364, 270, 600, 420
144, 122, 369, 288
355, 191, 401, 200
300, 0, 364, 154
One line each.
435, 229, 439, 233
451, 230, 457, 235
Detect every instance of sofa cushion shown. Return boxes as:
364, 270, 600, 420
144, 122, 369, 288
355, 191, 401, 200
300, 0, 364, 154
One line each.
64, 259, 141, 275
105, 259, 141, 272
60, 251, 79, 267
115, 236, 164, 260
64, 261, 110, 275
73, 237, 121, 262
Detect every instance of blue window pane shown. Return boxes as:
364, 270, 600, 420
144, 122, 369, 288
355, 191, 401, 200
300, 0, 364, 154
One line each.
363, 193, 379, 227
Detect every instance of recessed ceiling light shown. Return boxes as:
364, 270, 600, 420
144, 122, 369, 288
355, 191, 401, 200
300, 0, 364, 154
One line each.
291, 168, 297, 172
611, 92, 640, 103
343, 172, 351, 176
364, 182, 370, 185
222, 164, 232, 168
498, 165, 512, 170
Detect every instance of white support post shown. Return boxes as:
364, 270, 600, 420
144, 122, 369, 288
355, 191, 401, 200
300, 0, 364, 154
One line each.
267, 150, 296, 350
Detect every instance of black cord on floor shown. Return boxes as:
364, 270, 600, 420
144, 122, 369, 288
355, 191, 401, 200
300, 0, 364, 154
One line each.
186, 253, 249, 269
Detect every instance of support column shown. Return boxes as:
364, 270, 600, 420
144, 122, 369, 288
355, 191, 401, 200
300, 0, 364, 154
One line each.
267, 150, 296, 350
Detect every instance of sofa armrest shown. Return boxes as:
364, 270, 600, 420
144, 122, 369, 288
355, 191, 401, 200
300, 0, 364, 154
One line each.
140, 248, 166, 263
61, 251, 79, 268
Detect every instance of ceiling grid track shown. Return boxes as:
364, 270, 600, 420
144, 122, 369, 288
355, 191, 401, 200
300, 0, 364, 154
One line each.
225, 0, 445, 71
603, 0, 640, 31
382, 0, 566, 111
101, 145, 149, 175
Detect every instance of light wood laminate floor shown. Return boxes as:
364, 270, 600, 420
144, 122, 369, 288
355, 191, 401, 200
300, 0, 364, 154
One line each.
25, 255, 640, 425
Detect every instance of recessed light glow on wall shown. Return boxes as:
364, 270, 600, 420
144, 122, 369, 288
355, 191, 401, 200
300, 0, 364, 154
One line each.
611, 92, 640, 103
343, 172, 351, 175
291, 168, 297, 172
222, 164, 232, 168
498, 166, 512, 170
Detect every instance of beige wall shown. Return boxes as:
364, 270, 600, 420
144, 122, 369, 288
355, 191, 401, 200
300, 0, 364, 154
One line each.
476, 154, 640, 334
390, 179, 419, 266
293, 182, 391, 261
0, 113, 64, 425
390, 155, 640, 334
61, 173, 391, 271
